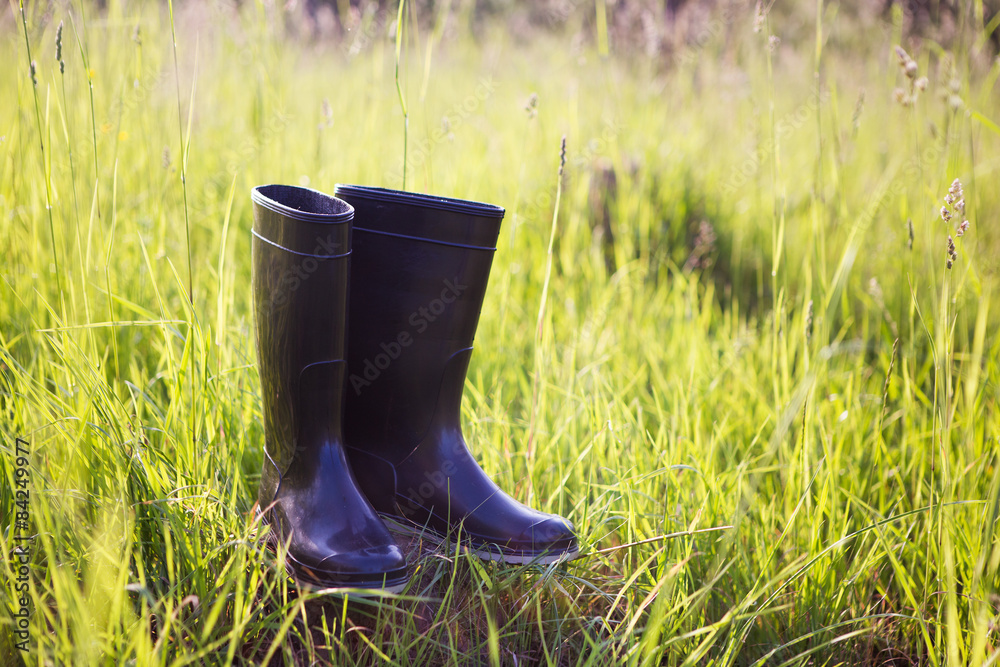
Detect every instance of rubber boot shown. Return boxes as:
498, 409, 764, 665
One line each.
251, 184, 408, 591
334, 184, 579, 564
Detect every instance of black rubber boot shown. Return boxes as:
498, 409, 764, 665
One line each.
251, 184, 408, 591
334, 184, 580, 564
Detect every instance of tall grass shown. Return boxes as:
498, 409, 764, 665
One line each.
1, 1, 999, 664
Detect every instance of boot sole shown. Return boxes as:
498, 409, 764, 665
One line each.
291, 570, 410, 596
381, 515, 582, 565
468, 544, 582, 565
278, 550, 411, 596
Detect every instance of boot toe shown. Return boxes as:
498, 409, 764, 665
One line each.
275, 518, 409, 590
289, 542, 408, 591
466, 513, 579, 564
316, 542, 407, 578
514, 515, 579, 558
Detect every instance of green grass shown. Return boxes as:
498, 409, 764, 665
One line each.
1, 1, 999, 664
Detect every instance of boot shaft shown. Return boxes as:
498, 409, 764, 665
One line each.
335, 186, 580, 563
251, 185, 353, 476
335, 185, 505, 455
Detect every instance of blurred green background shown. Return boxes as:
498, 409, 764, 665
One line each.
1, 0, 999, 664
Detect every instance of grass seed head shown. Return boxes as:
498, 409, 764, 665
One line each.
319, 99, 333, 129
30, 60, 37, 86
896, 45, 917, 76
525, 92, 538, 117
941, 179, 967, 239
441, 115, 455, 141
949, 178, 963, 200
559, 135, 566, 176
907, 218, 914, 250
685, 220, 718, 271
851, 89, 865, 132
893, 46, 924, 106
804, 299, 814, 341
939, 56, 964, 109
753, 0, 765, 33
55, 22, 63, 64
868, 277, 885, 307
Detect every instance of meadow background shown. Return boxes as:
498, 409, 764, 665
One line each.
1, 0, 1000, 664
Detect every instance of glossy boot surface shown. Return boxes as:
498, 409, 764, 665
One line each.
335, 184, 579, 564
252, 184, 408, 591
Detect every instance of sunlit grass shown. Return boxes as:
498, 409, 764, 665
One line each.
1, 1, 999, 664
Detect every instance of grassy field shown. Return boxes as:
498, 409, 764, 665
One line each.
2, 0, 1000, 664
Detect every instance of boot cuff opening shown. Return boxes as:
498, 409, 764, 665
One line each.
334, 184, 504, 219
252, 184, 354, 224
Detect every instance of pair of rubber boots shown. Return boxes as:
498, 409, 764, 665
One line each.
251, 183, 579, 592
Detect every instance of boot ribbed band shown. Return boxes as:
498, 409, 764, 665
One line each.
352, 226, 496, 251
251, 229, 353, 259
